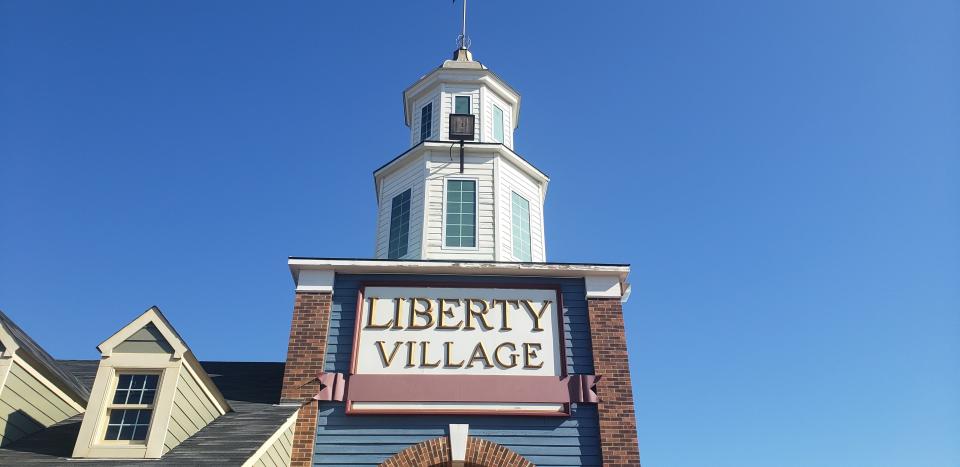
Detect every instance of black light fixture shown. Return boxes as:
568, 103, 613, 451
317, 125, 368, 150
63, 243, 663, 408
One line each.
449, 113, 475, 173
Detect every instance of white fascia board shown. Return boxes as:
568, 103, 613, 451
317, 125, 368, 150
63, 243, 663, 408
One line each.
374, 143, 547, 197
403, 68, 520, 126
289, 258, 629, 288
296, 269, 335, 293
585, 275, 623, 299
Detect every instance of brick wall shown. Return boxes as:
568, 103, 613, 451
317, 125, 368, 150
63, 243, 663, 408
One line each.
281, 292, 332, 467
381, 436, 534, 467
587, 297, 641, 466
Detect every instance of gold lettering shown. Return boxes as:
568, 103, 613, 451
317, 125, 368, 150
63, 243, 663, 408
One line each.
365, 297, 394, 329
463, 298, 494, 330
404, 341, 416, 368
522, 342, 544, 369
437, 298, 463, 330
408, 297, 435, 330
443, 341, 464, 368
419, 341, 441, 368
391, 297, 405, 329
374, 340, 403, 367
465, 342, 494, 369
521, 299, 552, 331
493, 299, 518, 331
493, 342, 518, 368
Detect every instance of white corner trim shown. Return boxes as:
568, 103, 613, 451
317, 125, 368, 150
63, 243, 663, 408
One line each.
182, 354, 230, 415
98, 307, 188, 359
241, 409, 299, 467
11, 355, 86, 413
585, 275, 623, 299
0, 357, 13, 405
296, 269, 335, 293
0, 325, 19, 358
449, 424, 469, 463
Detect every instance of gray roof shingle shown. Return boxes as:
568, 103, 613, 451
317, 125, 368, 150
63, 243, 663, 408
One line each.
0, 360, 298, 466
0, 309, 90, 403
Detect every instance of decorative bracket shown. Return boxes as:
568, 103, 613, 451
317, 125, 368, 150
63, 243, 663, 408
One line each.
313, 372, 347, 402
312, 373, 600, 405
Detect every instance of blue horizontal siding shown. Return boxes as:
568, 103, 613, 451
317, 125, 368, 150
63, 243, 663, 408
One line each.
315, 273, 600, 466
315, 403, 601, 466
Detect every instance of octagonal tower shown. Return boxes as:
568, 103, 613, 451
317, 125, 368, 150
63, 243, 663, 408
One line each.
373, 48, 549, 262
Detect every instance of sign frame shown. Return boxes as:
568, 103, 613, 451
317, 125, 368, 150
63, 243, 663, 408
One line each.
346, 281, 569, 416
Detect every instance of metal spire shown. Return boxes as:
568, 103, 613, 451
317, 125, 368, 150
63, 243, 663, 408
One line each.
456, 0, 470, 50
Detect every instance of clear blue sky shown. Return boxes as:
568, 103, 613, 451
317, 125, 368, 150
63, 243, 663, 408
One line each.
1, 1, 957, 466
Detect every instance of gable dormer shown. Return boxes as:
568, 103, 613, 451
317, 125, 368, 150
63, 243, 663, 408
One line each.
72, 306, 230, 459
0, 310, 88, 446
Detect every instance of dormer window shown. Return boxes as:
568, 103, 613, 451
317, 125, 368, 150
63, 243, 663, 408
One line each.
104, 373, 159, 441
73, 306, 230, 459
455, 95, 471, 115
420, 103, 432, 142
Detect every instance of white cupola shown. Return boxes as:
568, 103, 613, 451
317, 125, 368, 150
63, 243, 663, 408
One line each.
372, 46, 549, 263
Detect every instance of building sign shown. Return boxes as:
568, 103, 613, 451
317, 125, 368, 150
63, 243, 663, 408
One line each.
345, 284, 570, 414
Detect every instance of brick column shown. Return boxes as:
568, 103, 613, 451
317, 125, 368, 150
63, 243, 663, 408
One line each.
281, 292, 332, 467
587, 297, 641, 466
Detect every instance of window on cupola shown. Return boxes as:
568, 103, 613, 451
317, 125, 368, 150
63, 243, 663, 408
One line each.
493, 105, 504, 143
388, 189, 412, 259
511, 192, 532, 261
420, 103, 432, 142
445, 180, 476, 248
455, 96, 471, 114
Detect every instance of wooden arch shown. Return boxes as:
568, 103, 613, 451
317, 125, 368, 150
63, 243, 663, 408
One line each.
380, 437, 534, 467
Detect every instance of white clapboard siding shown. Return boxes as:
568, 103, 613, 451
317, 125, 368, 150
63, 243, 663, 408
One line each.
423, 150, 496, 260
484, 93, 514, 149
498, 157, 546, 262
440, 85, 482, 144
374, 154, 425, 259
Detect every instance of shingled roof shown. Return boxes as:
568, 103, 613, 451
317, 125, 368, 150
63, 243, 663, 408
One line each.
0, 360, 298, 465
0, 309, 90, 403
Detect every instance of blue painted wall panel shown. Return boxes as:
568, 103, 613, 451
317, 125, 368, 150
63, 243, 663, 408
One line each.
316, 273, 600, 466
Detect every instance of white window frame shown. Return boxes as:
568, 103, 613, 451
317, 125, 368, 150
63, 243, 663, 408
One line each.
97, 370, 162, 446
493, 104, 505, 143
74, 354, 181, 459
387, 188, 413, 259
453, 94, 472, 115
510, 191, 533, 262
441, 176, 480, 251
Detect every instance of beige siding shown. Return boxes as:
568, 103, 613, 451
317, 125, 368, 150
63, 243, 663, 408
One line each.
424, 150, 496, 260
163, 366, 221, 453
0, 361, 80, 446
498, 158, 546, 262
374, 154, 425, 260
249, 420, 294, 467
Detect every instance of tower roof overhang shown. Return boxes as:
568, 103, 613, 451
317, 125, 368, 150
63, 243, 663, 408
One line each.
287, 257, 632, 303
372, 141, 549, 201
402, 61, 522, 129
